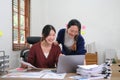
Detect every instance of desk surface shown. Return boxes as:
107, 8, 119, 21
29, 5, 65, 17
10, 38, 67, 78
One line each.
0, 63, 120, 80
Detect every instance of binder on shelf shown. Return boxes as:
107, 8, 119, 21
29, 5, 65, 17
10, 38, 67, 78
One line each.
0, 51, 9, 74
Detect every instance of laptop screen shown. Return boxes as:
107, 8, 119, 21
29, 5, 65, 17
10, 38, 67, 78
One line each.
57, 55, 85, 73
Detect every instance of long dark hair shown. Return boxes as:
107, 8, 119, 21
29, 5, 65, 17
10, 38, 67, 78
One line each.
71, 35, 78, 51
67, 19, 81, 51
67, 19, 81, 33
41, 24, 56, 41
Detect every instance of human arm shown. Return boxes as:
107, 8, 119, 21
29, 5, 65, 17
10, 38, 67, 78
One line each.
54, 45, 62, 66
56, 29, 65, 44
27, 45, 36, 66
20, 46, 36, 69
20, 48, 35, 69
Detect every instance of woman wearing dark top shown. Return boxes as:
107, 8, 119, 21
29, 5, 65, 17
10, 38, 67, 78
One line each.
56, 19, 86, 55
24, 25, 61, 68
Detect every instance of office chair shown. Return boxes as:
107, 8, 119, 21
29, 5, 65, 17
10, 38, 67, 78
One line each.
20, 36, 41, 62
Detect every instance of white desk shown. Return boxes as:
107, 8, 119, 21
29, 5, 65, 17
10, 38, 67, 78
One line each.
0, 63, 120, 80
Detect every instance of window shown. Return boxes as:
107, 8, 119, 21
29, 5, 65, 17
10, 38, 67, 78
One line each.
12, 0, 30, 51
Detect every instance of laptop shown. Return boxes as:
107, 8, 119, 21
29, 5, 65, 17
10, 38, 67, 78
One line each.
56, 55, 85, 73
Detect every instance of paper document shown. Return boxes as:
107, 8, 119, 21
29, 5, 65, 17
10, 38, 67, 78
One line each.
77, 64, 98, 69
40, 70, 66, 79
69, 75, 104, 80
2, 70, 66, 79
20, 60, 38, 69
77, 64, 104, 75
2, 72, 43, 78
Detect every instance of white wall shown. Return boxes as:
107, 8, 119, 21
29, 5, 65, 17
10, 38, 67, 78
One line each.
0, 0, 120, 69
0, 0, 20, 69
31, 0, 120, 64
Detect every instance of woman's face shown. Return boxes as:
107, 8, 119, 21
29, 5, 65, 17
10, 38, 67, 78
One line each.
67, 25, 79, 38
45, 30, 56, 45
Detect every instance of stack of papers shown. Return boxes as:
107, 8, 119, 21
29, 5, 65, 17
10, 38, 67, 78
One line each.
76, 62, 112, 79
77, 64, 104, 77
69, 75, 105, 80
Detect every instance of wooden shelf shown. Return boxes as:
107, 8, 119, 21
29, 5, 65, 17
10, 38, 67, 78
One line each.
85, 52, 98, 65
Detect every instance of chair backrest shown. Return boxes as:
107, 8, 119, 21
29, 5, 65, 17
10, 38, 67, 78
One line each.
20, 36, 41, 62
20, 48, 29, 62
27, 36, 41, 44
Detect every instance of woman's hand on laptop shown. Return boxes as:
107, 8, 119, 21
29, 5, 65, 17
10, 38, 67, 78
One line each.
59, 53, 65, 56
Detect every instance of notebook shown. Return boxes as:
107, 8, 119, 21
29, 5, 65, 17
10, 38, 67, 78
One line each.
56, 55, 85, 73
